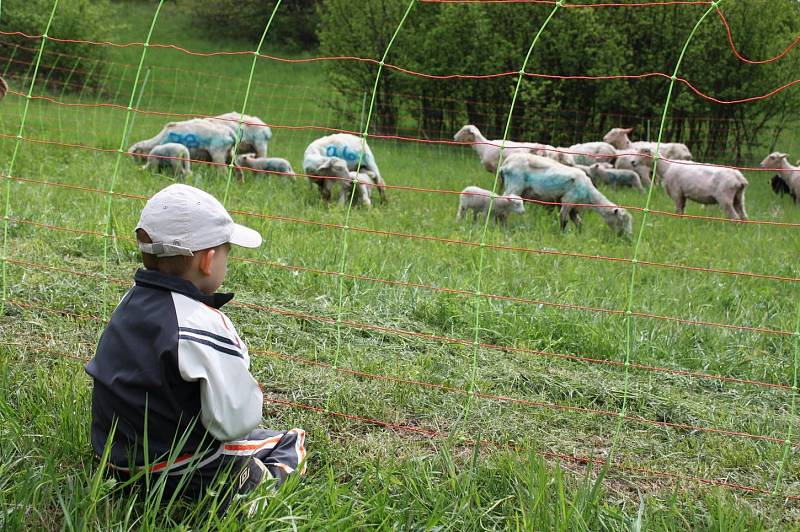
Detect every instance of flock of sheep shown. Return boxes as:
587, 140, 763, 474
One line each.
127, 114, 800, 239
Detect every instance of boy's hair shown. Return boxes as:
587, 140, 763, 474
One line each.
136, 229, 195, 276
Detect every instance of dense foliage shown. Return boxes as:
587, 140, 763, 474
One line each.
181, 0, 320, 49
318, 0, 800, 162
0, 0, 112, 93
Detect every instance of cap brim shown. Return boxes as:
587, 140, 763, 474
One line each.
229, 223, 262, 249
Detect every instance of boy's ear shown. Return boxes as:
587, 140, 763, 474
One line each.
198, 248, 216, 276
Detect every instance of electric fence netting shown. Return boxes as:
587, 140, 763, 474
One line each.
1, 0, 800, 516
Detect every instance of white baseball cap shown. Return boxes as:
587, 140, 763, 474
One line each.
136, 184, 262, 257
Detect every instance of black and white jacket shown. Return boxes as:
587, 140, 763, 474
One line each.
85, 269, 263, 470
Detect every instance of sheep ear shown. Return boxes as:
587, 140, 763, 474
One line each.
623, 128, 633, 134
778, 152, 788, 159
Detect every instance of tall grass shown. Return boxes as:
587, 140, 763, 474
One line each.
0, 0, 797, 528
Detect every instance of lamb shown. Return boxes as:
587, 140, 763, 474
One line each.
760, 152, 800, 204
142, 143, 191, 181
338, 171, 376, 208
603, 127, 692, 161
614, 151, 655, 185
588, 163, 646, 192
129, 118, 236, 166
456, 186, 525, 225
209, 112, 272, 158
234, 154, 295, 182
453, 124, 556, 174
630, 150, 747, 219
568, 141, 618, 166
303, 133, 386, 202
304, 156, 350, 201
499, 152, 632, 237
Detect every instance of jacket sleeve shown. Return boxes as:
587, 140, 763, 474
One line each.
176, 322, 263, 441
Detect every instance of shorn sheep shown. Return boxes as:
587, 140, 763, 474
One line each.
499, 152, 632, 237
760, 152, 800, 204
129, 119, 236, 166
454, 124, 562, 174
568, 141, 618, 166
588, 163, 646, 192
303, 133, 386, 202
456, 186, 525, 225
339, 171, 376, 208
143, 143, 191, 181
631, 150, 747, 219
209, 112, 272, 158
234, 154, 295, 182
603, 127, 692, 161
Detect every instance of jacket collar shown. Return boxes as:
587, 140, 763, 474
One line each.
134, 268, 234, 309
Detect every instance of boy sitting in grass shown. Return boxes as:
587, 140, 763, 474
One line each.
85, 183, 305, 509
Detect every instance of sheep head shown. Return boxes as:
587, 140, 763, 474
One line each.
760, 152, 789, 169
602, 127, 633, 149
607, 207, 633, 238
454, 125, 479, 143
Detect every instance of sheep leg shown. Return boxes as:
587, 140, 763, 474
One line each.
672, 193, 686, 215
456, 205, 465, 222
559, 206, 572, 231
734, 188, 748, 220
569, 209, 582, 228
372, 174, 388, 203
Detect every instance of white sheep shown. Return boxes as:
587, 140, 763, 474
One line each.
614, 151, 655, 185
234, 154, 295, 182
568, 141, 618, 166
454, 124, 556, 174
143, 143, 191, 181
631, 150, 747, 219
129, 118, 235, 166
303, 156, 350, 201
338, 171, 376, 208
603, 127, 692, 161
760, 152, 800, 204
456, 186, 525, 225
303, 133, 386, 202
499, 152, 633, 237
588, 163, 645, 192
209, 112, 272, 158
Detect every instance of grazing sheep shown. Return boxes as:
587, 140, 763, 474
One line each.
234, 154, 295, 182
453, 124, 555, 174
499, 152, 632, 237
760, 152, 800, 204
588, 163, 646, 192
631, 150, 747, 219
456, 186, 525, 225
143, 143, 191, 181
568, 142, 618, 166
303, 133, 386, 202
603, 127, 692, 161
209, 112, 272, 158
338, 171, 376, 208
129, 119, 236, 166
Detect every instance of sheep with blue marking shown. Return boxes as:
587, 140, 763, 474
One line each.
210, 112, 272, 158
500, 152, 632, 237
303, 133, 386, 202
234, 154, 295, 182
143, 143, 191, 181
129, 118, 236, 167
588, 162, 646, 192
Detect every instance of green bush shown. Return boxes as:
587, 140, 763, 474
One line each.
180, 0, 319, 49
0, 0, 113, 94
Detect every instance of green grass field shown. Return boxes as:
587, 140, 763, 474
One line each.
2, 1, 800, 529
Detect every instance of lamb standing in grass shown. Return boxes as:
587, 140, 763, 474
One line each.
304, 157, 350, 201
303, 133, 386, 202
129, 119, 236, 166
209, 112, 272, 158
760, 152, 800, 204
234, 154, 295, 182
499, 152, 632, 237
588, 163, 646, 192
603, 127, 692, 161
454, 124, 556, 174
143, 143, 191, 181
339, 171, 376, 208
456, 186, 525, 225
631, 150, 747, 219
